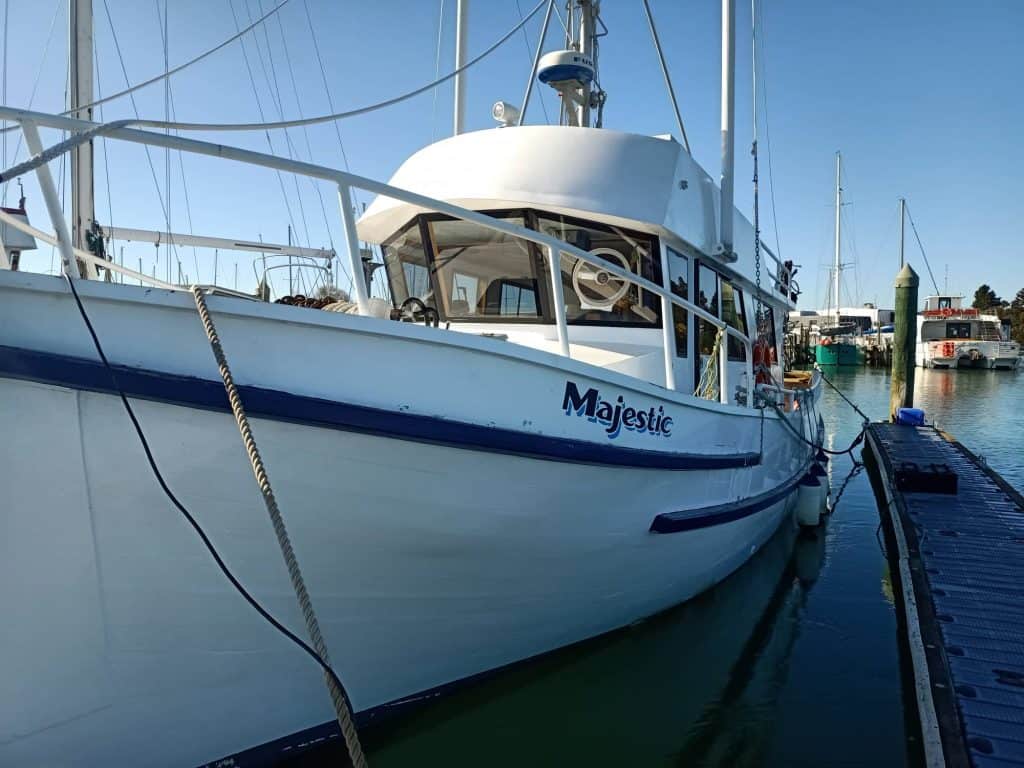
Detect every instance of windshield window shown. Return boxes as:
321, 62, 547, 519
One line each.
381, 210, 663, 326
537, 215, 661, 326
382, 223, 431, 306
426, 216, 543, 320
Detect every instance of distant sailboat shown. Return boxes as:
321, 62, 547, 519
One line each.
814, 151, 862, 366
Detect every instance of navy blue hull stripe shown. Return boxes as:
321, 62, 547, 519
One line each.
0, 345, 760, 470
649, 461, 808, 533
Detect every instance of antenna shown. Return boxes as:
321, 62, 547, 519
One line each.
535, 1, 604, 128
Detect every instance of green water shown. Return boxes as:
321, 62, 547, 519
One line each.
317, 367, 1024, 767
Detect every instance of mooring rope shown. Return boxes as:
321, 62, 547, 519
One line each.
828, 459, 864, 514
814, 365, 871, 424
190, 286, 367, 768
767, 399, 866, 456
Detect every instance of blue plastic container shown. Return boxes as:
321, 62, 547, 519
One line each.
896, 407, 925, 426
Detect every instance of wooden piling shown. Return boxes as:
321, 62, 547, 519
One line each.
890, 264, 919, 421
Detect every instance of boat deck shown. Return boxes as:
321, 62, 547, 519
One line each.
866, 422, 1024, 768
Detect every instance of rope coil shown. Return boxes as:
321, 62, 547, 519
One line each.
695, 327, 725, 400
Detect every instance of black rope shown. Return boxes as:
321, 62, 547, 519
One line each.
61, 275, 359, 718
828, 459, 864, 514
768, 400, 866, 456
815, 366, 871, 424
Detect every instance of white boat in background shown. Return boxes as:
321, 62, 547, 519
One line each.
0, 1, 824, 766
917, 295, 1020, 369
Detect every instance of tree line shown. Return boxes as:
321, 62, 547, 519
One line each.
972, 284, 1024, 343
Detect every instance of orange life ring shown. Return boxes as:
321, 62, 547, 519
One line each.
753, 339, 775, 384
941, 307, 953, 317
753, 339, 770, 385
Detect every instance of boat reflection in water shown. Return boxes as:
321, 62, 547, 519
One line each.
352, 519, 829, 767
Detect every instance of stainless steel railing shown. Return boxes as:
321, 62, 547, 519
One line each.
0, 106, 758, 407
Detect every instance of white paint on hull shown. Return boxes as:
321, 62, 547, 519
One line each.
0, 270, 815, 766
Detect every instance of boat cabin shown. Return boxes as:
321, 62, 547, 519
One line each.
919, 295, 1003, 342
358, 127, 796, 403
377, 207, 781, 396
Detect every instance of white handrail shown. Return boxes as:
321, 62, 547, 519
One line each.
0, 106, 761, 407
0, 207, 177, 289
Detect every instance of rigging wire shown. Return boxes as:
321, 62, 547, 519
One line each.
101, 0, 181, 276
754, 0, 782, 259
227, 0, 304, 296
642, 0, 690, 152
117, 0, 548, 132
245, 0, 312, 254
155, 3, 202, 284
50, 55, 70, 276
0, 0, 292, 136
160, 0, 176, 283
271, 0, 339, 295
515, 0, 552, 125
429, 0, 446, 142
5, 0, 63, 171
903, 201, 941, 295
300, 0, 354, 290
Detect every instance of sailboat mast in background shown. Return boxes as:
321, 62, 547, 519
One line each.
832, 150, 842, 326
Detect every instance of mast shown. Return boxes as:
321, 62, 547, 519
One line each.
453, 0, 468, 135
69, 0, 95, 276
833, 151, 842, 326
898, 197, 906, 269
577, 0, 595, 127
718, 0, 736, 260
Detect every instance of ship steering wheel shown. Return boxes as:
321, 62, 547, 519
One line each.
399, 296, 440, 327
571, 248, 631, 310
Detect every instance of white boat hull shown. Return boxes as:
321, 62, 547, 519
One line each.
917, 339, 1021, 369
0, 272, 817, 766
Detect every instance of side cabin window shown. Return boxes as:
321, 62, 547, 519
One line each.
667, 248, 689, 357
696, 263, 720, 359
536, 214, 661, 327
720, 279, 748, 361
758, 305, 780, 368
695, 262, 748, 362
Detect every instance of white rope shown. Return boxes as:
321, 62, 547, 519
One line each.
190, 285, 368, 767
115, 0, 547, 133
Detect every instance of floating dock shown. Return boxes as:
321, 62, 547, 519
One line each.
866, 423, 1024, 768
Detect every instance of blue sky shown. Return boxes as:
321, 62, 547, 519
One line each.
2, 0, 1022, 306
